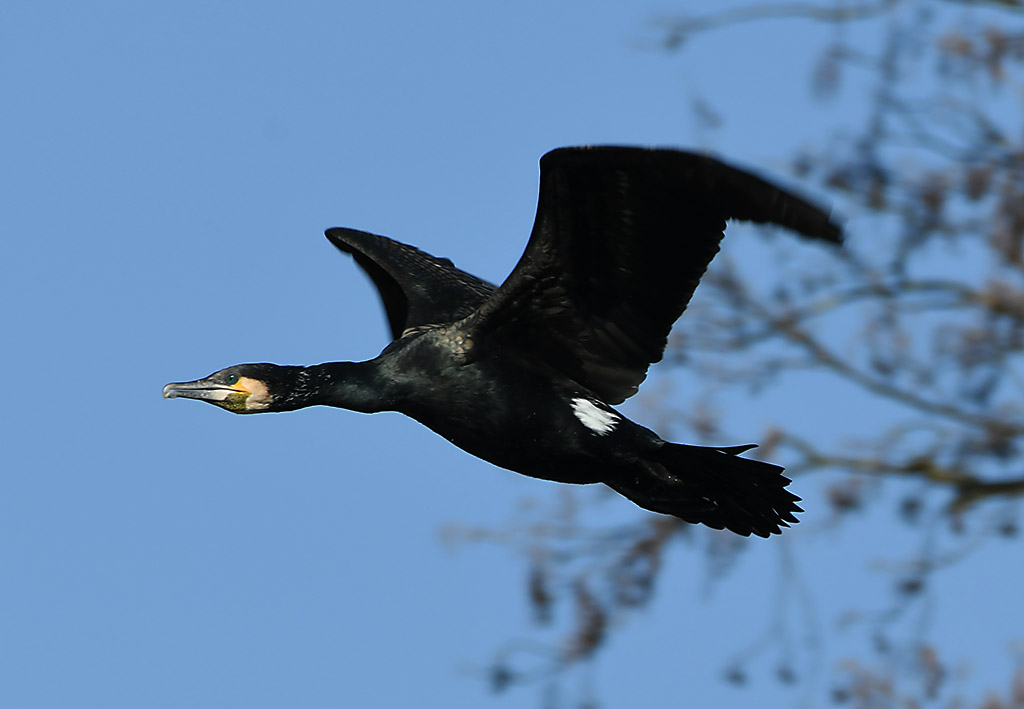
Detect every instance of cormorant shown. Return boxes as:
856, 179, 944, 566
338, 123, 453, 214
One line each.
164, 146, 842, 537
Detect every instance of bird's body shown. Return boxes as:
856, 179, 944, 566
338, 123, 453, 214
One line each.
165, 146, 842, 537
381, 330, 638, 484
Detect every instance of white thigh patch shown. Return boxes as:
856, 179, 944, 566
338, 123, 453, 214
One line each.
571, 397, 619, 435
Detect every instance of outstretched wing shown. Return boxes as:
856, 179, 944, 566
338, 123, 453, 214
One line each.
464, 146, 842, 404
326, 228, 497, 341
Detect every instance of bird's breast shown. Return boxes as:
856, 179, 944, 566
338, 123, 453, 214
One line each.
391, 353, 638, 484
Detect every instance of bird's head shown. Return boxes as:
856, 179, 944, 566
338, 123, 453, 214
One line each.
163, 363, 298, 414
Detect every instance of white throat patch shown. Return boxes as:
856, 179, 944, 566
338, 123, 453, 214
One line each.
571, 397, 619, 436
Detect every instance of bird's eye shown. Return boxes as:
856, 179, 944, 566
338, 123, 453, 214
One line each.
224, 373, 239, 386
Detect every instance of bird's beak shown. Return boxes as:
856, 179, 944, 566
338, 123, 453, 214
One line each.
162, 378, 249, 402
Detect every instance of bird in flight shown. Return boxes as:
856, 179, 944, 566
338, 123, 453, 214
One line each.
164, 146, 841, 537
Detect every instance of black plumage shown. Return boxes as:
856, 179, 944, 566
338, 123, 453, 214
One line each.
164, 146, 841, 537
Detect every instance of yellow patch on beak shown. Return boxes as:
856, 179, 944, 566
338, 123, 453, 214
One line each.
237, 376, 272, 411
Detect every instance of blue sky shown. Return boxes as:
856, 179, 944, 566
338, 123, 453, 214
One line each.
4, 1, 1022, 707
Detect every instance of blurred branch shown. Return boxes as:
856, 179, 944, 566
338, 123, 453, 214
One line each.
656, 1, 899, 49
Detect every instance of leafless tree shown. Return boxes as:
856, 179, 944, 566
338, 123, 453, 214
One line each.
447, 2, 1024, 706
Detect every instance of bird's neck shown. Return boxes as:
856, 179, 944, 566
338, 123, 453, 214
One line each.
303, 361, 391, 413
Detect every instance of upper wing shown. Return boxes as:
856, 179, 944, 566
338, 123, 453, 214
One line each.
463, 146, 843, 404
326, 228, 497, 341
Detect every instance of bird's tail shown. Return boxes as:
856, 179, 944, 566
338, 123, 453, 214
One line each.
605, 442, 801, 537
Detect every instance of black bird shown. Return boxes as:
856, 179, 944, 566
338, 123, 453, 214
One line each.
164, 146, 841, 537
